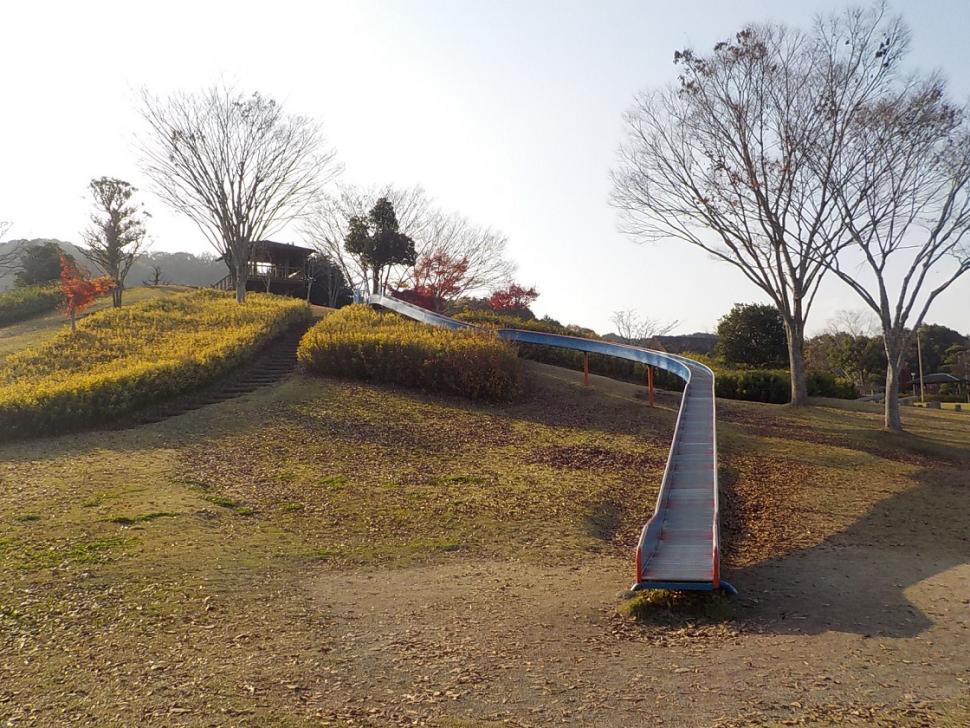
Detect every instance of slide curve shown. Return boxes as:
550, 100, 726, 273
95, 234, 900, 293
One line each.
367, 293, 734, 594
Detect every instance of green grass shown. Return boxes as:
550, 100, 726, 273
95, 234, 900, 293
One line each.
7, 536, 135, 571
107, 511, 178, 526
618, 589, 735, 624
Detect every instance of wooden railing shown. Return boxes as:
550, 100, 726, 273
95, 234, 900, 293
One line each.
213, 275, 233, 291
212, 271, 308, 292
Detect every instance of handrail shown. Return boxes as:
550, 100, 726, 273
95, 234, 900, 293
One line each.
367, 293, 733, 594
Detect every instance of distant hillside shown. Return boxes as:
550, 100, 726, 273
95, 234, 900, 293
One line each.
600, 332, 718, 355
0, 239, 227, 291
657, 333, 718, 355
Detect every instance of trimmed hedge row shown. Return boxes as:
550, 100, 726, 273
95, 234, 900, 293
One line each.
685, 353, 857, 403
455, 311, 857, 403
0, 284, 63, 327
454, 310, 685, 391
297, 305, 521, 401
0, 290, 310, 439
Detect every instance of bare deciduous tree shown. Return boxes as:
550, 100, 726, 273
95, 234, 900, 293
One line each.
304, 183, 514, 298
402, 211, 514, 299
0, 221, 21, 273
82, 177, 149, 307
142, 264, 170, 287
611, 6, 906, 405
825, 309, 879, 338
820, 77, 970, 431
610, 308, 678, 343
303, 184, 431, 293
138, 85, 340, 303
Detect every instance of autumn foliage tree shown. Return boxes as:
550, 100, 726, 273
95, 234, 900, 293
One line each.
396, 252, 470, 312
59, 255, 114, 333
488, 284, 539, 316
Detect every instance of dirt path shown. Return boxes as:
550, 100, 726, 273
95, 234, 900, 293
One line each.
304, 552, 970, 726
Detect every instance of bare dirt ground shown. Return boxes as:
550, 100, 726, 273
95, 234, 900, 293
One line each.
1, 361, 968, 726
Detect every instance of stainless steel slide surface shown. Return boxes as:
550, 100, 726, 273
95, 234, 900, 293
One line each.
367, 294, 731, 594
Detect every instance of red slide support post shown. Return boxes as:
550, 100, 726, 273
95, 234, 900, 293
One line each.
583, 352, 590, 386
647, 366, 655, 407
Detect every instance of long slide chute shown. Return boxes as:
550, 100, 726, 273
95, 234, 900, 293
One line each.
367, 293, 734, 594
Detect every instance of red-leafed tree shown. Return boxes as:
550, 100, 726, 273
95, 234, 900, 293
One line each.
488, 283, 538, 315
59, 255, 115, 333
396, 251, 470, 312
394, 287, 436, 311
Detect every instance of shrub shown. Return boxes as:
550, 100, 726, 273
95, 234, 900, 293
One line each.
0, 290, 310, 439
297, 305, 521, 400
460, 310, 859, 403
688, 354, 858, 403
714, 369, 790, 403
455, 310, 684, 391
0, 284, 63, 326
807, 372, 858, 400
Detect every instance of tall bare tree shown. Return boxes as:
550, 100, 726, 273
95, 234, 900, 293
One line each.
304, 183, 514, 298
0, 222, 21, 274
819, 76, 970, 430
142, 264, 170, 287
611, 5, 906, 405
81, 177, 149, 307
402, 210, 514, 298
825, 309, 879, 338
138, 85, 340, 303
610, 308, 678, 343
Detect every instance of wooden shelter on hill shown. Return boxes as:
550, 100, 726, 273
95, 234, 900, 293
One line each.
213, 241, 315, 296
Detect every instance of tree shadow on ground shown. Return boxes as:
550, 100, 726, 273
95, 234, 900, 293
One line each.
722, 465, 970, 638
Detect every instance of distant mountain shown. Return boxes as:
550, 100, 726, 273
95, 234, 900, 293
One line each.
657, 333, 718, 355
601, 331, 718, 355
0, 239, 228, 291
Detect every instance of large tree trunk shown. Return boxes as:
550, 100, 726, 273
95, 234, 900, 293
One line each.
883, 340, 905, 432
784, 318, 808, 406
234, 257, 248, 304
371, 268, 381, 296
112, 284, 123, 308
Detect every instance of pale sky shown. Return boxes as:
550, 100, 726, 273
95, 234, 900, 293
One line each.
1, 0, 968, 335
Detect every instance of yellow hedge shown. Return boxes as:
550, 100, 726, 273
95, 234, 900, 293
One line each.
0, 284, 63, 326
0, 290, 310, 438
297, 305, 521, 400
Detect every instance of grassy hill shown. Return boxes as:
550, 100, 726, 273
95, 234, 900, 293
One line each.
0, 285, 189, 363
0, 288, 309, 438
0, 360, 967, 726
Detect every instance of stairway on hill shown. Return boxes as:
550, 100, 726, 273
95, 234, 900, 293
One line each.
124, 317, 315, 428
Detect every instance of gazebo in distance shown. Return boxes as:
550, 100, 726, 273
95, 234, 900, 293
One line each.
214, 240, 315, 297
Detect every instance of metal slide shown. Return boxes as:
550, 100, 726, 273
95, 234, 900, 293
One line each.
367, 294, 734, 594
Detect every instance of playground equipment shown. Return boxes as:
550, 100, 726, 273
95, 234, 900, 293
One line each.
367, 294, 735, 595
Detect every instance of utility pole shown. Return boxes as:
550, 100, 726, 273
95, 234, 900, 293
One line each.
916, 327, 926, 404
